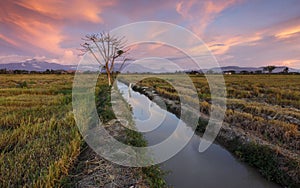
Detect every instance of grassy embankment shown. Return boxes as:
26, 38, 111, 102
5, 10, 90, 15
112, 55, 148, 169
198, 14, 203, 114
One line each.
94, 82, 167, 187
0, 74, 166, 187
123, 74, 300, 187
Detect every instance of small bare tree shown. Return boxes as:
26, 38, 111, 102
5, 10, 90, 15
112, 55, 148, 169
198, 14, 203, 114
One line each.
81, 32, 129, 86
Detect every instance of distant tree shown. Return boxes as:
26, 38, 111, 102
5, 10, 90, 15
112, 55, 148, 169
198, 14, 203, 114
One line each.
0, 69, 7, 74
263, 66, 276, 74
44, 69, 51, 74
13, 70, 29, 74
283, 67, 289, 74
240, 70, 249, 74
81, 32, 129, 86
188, 70, 200, 74
30, 71, 40, 74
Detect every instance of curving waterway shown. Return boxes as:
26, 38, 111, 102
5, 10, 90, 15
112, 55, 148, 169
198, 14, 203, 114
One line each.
117, 81, 280, 188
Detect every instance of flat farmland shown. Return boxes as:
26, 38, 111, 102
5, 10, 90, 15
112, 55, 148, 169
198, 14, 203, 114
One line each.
1, 74, 299, 187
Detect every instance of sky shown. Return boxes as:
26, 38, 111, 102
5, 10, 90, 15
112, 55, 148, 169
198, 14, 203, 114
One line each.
0, 0, 300, 68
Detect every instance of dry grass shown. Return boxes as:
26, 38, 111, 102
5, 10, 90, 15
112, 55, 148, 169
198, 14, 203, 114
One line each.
121, 74, 300, 152
0, 74, 81, 187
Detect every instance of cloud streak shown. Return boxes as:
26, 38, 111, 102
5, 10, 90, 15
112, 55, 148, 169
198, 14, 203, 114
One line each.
176, 0, 242, 35
14, 0, 115, 23
274, 25, 300, 39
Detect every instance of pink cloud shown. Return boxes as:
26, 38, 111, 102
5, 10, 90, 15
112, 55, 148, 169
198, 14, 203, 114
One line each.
14, 0, 115, 23
0, 0, 116, 63
176, 0, 243, 35
274, 25, 300, 39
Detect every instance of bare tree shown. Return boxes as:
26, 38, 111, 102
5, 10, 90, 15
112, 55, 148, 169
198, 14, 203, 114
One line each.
81, 32, 129, 86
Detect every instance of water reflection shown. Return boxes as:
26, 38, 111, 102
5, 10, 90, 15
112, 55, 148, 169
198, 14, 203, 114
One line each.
118, 82, 280, 188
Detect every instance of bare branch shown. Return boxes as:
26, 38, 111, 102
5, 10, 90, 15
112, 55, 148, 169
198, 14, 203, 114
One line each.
80, 31, 129, 86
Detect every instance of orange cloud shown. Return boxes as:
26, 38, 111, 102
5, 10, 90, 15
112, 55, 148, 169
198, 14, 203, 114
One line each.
15, 0, 115, 23
176, 1, 195, 19
206, 16, 300, 57
11, 16, 64, 54
0, 0, 116, 63
0, 34, 19, 47
274, 25, 300, 39
208, 34, 262, 55
276, 59, 300, 67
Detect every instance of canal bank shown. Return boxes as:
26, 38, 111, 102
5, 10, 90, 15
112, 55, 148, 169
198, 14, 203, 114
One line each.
66, 84, 166, 187
117, 82, 283, 188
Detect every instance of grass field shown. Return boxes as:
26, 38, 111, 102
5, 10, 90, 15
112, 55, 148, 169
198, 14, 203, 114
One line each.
126, 74, 300, 151
1, 74, 299, 187
0, 74, 166, 187
0, 74, 81, 187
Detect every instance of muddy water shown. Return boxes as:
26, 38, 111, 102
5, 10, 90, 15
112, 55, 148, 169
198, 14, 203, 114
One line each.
117, 82, 280, 188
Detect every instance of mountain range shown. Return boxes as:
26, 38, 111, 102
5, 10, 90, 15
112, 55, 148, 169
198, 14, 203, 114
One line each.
208, 66, 300, 73
0, 59, 77, 71
0, 59, 299, 73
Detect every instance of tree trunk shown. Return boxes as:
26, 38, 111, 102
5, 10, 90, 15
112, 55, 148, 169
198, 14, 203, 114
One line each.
107, 73, 111, 86
107, 70, 112, 86
105, 64, 112, 86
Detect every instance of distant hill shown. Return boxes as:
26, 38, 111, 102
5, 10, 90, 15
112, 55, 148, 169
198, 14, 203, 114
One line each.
208, 66, 300, 73
0, 59, 299, 73
0, 59, 174, 73
0, 59, 77, 71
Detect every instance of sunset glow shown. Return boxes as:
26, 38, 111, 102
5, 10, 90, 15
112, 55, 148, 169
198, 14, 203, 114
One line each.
0, 0, 300, 68
275, 26, 300, 39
